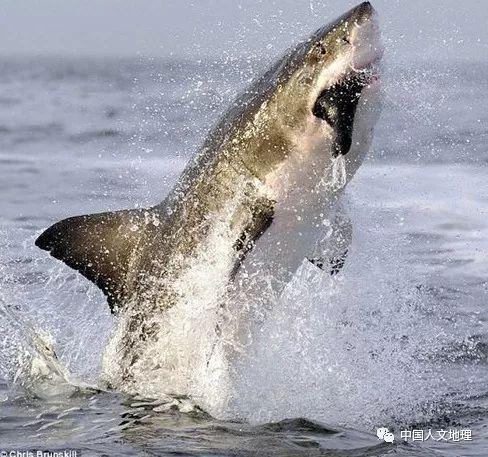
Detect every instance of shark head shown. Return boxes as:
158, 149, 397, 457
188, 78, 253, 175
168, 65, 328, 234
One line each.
269, 1, 382, 175
306, 2, 382, 157
209, 2, 382, 192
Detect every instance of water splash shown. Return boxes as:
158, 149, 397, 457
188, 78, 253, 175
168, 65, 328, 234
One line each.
0, 297, 85, 399
321, 154, 347, 192
0, 229, 112, 398
205, 194, 480, 428
1, 191, 477, 428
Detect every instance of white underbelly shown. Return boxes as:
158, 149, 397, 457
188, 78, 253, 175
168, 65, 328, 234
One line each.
236, 183, 341, 292
235, 147, 345, 290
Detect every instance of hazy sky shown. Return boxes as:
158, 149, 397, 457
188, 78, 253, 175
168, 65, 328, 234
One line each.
0, 0, 486, 61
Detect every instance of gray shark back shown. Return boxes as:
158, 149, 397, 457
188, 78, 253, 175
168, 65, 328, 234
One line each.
35, 31, 311, 311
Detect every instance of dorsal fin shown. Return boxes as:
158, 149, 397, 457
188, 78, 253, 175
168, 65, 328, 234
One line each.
35, 208, 151, 312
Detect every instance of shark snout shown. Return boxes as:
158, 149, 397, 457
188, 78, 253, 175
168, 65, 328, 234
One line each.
349, 2, 383, 71
349, 1, 375, 25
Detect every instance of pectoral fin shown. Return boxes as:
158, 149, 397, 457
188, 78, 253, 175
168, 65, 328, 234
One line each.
231, 197, 275, 279
36, 208, 152, 311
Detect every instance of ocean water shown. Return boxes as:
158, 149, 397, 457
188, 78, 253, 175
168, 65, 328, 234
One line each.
0, 55, 487, 456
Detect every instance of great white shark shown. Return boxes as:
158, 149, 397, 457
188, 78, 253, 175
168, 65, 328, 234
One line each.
36, 2, 382, 395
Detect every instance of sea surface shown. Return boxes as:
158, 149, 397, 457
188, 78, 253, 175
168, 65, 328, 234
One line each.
0, 55, 487, 456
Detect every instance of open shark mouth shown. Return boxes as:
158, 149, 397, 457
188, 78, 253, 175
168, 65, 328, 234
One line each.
312, 65, 379, 157
310, 0, 382, 157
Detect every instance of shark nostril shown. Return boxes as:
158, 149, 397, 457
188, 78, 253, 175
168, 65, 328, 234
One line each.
343, 38, 351, 45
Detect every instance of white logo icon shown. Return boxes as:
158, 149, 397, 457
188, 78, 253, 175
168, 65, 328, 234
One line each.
377, 427, 395, 443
